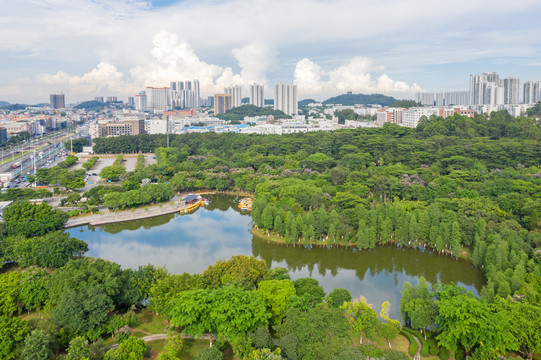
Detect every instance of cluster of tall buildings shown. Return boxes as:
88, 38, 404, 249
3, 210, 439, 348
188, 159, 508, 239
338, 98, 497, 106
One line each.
469, 72, 519, 105
416, 72, 540, 106
134, 80, 201, 112
134, 81, 299, 117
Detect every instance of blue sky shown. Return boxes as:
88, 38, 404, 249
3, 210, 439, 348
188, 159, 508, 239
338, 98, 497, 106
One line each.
1, 0, 540, 103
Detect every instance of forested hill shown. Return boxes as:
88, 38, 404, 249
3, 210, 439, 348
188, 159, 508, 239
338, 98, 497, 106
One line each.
74, 100, 116, 111
215, 104, 291, 121
298, 98, 317, 106
323, 93, 397, 106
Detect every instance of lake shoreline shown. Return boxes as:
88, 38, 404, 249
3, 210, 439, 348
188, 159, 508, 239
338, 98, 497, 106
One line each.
64, 189, 253, 228
251, 226, 475, 263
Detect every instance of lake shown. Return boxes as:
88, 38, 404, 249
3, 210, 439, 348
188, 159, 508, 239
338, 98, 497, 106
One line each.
67, 194, 485, 320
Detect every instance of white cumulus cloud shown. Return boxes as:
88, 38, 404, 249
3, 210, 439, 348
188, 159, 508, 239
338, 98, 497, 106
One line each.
294, 57, 421, 98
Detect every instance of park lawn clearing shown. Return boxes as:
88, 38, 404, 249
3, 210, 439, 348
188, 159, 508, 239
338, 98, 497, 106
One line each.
177, 339, 213, 360
373, 333, 410, 354
135, 310, 168, 334
146, 339, 167, 359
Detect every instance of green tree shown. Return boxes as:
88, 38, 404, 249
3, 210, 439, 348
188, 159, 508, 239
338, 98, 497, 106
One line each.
148, 272, 206, 315
196, 346, 224, 360
0, 316, 28, 360
249, 326, 274, 349
100, 165, 126, 181
20, 267, 49, 312
0, 272, 22, 317
379, 301, 401, 348
117, 336, 146, 360
327, 288, 352, 308
65, 337, 91, 360
293, 278, 326, 308
340, 297, 379, 344
436, 285, 518, 358
22, 329, 51, 360
203, 255, 268, 290
494, 298, 541, 360
169, 286, 269, 348
3, 201, 68, 237
276, 307, 350, 360
262, 205, 274, 231
257, 279, 296, 325
48, 258, 136, 338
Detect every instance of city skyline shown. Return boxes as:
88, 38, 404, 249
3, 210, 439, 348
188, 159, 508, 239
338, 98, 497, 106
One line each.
1, 0, 541, 104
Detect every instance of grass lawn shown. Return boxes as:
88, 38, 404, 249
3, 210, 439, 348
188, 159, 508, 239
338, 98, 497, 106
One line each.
20, 311, 49, 322
373, 334, 410, 354
136, 310, 168, 334
177, 339, 212, 360
146, 339, 167, 359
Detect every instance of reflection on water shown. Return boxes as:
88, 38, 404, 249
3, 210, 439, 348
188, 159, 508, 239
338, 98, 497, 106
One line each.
67, 194, 485, 319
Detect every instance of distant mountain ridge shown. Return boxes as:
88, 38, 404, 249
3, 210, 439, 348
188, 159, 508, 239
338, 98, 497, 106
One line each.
298, 99, 316, 106
322, 93, 397, 106
0, 101, 11, 107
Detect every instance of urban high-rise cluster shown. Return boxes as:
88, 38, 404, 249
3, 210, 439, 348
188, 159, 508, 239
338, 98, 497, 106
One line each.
416, 72, 540, 106
134, 80, 201, 112
132, 81, 301, 116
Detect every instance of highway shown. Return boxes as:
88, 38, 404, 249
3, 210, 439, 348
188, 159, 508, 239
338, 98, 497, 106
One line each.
0, 124, 89, 188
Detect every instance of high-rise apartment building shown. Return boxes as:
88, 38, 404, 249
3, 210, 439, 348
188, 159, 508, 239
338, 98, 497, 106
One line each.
146, 87, 170, 111
250, 84, 264, 107
214, 94, 232, 114
94, 97, 104, 103
135, 92, 147, 112
523, 81, 541, 104
444, 91, 470, 106
170, 80, 200, 108
469, 72, 520, 105
415, 92, 434, 106
503, 77, 520, 105
106, 96, 118, 103
225, 85, 242, 108
128, 97, 135, 106
274, 83, 297, 116
193, 80, 200, 108
50, 94, 65, 109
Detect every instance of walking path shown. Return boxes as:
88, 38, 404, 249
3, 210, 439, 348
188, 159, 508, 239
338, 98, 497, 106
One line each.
65, 196, 182, 228
110, 333, 215, 349
412, 334, 422, 360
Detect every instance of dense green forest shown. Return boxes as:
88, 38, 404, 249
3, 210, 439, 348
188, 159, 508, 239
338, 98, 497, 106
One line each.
0, 110, 540, 359
323, 93, 397, 106
215, 104, 291, 122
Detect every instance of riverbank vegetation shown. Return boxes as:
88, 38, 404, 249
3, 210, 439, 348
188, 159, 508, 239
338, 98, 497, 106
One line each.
0, 109, 539, 359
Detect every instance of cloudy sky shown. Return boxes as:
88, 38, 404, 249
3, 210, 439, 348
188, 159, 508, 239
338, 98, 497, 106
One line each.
1, 0, 540, 104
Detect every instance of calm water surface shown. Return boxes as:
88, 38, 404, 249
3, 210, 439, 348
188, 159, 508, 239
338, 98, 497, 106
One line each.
67, 194, 485, 319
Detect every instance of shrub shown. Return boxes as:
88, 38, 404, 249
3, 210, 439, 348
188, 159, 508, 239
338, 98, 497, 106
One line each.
400, 330, 416, 357
428, 339, 438, 356
438, 347, 449, 360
